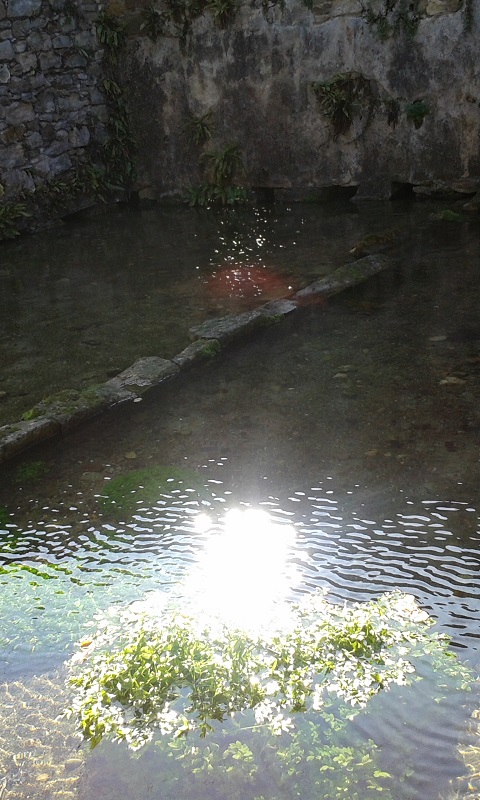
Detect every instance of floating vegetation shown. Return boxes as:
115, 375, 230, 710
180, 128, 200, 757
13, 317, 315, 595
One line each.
67, 590, 473, 750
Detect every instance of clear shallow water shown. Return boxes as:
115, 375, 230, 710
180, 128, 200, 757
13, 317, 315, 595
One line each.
0, 197, 458, 425
0, 200, 480, 799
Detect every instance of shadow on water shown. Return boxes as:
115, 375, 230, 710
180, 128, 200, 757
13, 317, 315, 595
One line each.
0, 199, 480, 799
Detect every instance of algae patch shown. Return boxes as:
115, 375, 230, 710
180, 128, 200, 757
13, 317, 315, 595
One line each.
98, 465, 214, 518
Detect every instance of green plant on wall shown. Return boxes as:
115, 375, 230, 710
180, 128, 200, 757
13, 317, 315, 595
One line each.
405, 99, 429, 129
183, 110, 214, 145
0, 203, 30, 241
95, 12, 126, 61
205, 0, 238, 26
312, 73, 374, 139
95, 15, 136, 187
186, 143, 247, 206
140, 2, 165, 39
361, 0, 421, 40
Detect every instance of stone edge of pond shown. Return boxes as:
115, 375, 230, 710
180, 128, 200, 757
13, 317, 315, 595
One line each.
0, 254, 391, 464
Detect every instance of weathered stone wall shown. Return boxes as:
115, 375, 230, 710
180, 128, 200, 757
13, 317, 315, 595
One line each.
0, 0, 107, 200
0, 0, 478, 212
120, 0, 480, 199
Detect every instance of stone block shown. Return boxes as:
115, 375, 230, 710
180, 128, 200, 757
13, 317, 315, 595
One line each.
0, 63, 9, 82
7, 0, 42, 17
26, 31, 52, 50
295, 255, 392, 300
38, 90, 57, 114
5, 102, 35, 125
52, 33, 73, 48
0, 418, 60, 462
105, 357, 180, 394
3, 142, 25, 169
49, 153, 72, 175
39, 51, 62, 70
68, 125, 90, 147
1, 125, 24, 144
190, 308, 271, 343
0, 38, 13, 59
16, 51, 37, 72
426, 0, 461, 12
173, 339, 222, 368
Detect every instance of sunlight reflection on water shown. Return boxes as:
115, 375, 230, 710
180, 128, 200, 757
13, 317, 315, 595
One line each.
183, 508, 298, 632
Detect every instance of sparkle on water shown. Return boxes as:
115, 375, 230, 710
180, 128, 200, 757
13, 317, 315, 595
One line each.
1, 199, 480, 799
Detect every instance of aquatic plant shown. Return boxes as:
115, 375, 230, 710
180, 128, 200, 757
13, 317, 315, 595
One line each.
98, 464, 213, 518
15, 460, 49, 484
67, 590, 471, 750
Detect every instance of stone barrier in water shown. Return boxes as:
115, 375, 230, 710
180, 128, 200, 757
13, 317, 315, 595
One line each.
0, 256, 391, 463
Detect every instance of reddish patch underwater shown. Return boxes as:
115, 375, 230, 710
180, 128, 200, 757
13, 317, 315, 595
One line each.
205, 264, 296, 310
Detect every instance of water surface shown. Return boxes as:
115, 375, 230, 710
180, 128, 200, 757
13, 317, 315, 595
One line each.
0, 199, 480, 800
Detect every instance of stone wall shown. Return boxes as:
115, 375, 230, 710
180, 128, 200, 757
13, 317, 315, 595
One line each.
0, 0, 478, 214
119, 0, 479, 200
0, 0, 107, 201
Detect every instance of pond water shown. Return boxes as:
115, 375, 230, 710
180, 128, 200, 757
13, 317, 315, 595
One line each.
0, 199, 480, 800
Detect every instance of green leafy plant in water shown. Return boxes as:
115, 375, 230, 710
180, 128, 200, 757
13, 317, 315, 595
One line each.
312, 73, 373, 139
0, 203, 30, 241
405, 99, 429, 129
150, 708, 395, 800
66, 590, 472, 750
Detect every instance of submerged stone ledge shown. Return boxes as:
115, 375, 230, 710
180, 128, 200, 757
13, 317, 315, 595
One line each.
0, 259, 391, 464
294, 254, 392, 300
189, 298, 298, 343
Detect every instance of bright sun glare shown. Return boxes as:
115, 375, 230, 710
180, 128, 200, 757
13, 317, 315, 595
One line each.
186, 508, 298, 632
